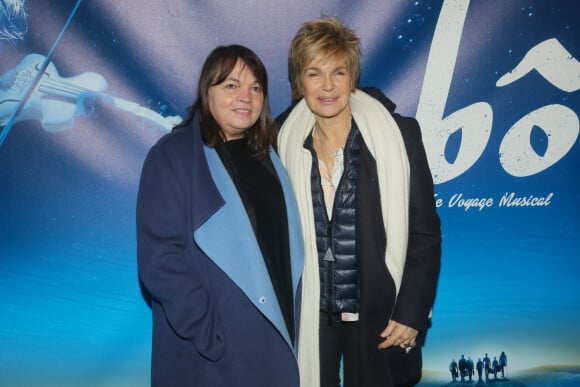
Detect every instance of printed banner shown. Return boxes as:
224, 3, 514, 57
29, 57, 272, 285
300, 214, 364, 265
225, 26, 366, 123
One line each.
1, 1, 578, 386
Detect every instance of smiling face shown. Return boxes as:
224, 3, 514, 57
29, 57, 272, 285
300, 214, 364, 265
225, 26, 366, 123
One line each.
301, 55, 352, 124
207, 59, 264, 141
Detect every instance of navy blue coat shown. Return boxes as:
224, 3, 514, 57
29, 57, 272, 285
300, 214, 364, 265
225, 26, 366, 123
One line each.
136, 116, 303, 387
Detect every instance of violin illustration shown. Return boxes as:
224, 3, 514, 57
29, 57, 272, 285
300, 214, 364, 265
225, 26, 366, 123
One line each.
0, 53, 182, 132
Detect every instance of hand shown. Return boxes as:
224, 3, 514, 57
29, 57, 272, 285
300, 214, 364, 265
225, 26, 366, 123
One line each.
378, 320, 418, 350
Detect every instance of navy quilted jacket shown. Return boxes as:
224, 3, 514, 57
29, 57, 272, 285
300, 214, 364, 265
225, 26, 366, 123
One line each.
305, 122, 362, 314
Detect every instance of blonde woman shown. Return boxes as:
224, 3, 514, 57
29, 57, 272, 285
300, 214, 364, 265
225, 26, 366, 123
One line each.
277, 17, 441, 387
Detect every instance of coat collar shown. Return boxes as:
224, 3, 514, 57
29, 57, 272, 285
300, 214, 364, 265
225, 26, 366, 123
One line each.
189, 117, 224, 231
192, 130, 302, 352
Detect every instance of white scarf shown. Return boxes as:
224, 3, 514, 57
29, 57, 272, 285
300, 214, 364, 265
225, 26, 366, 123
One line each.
277, 89, 410, 387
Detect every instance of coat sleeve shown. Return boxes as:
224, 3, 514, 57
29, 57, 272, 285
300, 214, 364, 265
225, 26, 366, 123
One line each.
391, 115, 442, 331
136, 138, 225, 360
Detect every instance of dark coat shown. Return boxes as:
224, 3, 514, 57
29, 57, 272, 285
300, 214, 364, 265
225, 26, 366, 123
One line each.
357, 87, 441, 386
136, 116, 304, 387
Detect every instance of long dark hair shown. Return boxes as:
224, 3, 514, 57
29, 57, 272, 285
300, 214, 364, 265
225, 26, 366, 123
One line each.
177, 45, 275, 159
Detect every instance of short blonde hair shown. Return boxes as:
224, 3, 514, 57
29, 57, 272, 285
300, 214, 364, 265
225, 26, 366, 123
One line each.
288, 17, 361, 100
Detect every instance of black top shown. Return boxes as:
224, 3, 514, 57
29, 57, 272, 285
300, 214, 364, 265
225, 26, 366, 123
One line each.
216, 139, 295, 343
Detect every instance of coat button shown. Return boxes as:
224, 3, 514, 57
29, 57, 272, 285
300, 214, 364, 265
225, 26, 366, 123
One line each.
259, 296, 266, 304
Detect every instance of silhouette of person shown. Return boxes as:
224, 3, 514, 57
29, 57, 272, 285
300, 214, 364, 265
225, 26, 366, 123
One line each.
458, 354, 467, 381
466, 356, 474, 381
499, 351, 508, 378
483, 353, 491, 380
476, 358, 484, 381
492, 357, 499, 379
449, 358, 458, 382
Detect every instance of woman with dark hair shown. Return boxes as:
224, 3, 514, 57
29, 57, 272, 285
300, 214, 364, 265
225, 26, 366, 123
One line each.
277, 17, 441, 387
137, 45, 303, 387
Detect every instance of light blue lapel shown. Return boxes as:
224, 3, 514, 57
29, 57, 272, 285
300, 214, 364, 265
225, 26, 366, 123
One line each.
269, 148, 303, 303
194, 145, 299, 350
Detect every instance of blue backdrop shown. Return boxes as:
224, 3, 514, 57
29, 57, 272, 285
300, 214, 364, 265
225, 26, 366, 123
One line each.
1, 1, 578, 386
